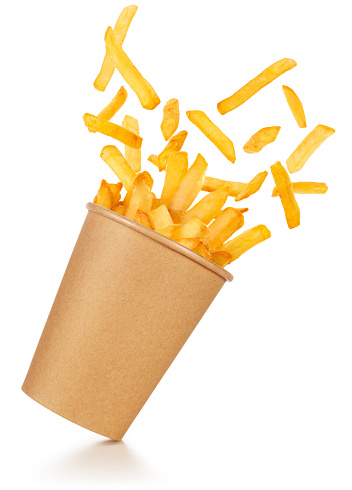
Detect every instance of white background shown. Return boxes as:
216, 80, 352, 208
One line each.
1, 0, 351, 488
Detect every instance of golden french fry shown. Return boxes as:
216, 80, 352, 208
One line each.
84, 113, 142, 148
108, 182, 123, 207
181, 186, 230, 225
105, 26, 160, 110
272, 181, 328, 196
147, 204, 173, 230
243, 126, 280, 154
271, 162, 300, 229
135, 210, 152, 228
156, 130, 188, 171
122, 115, 141, 172
93, 179, 113, 209
169, 153, 208, 222
217, 58, 297, 115
210, 251, 233, 267
221, 225, 271, 261
123, 171, 153, 207
99, 86, 128, 120
100, 145, 136, 190
203, 207, 245, 252
124, 180, 153, 220
286, 124, 335, 173
156, 224, 181, 238
193, 243, 212, 260
94, 5, 138, 91
161, 152, 188, 205
161, 98, 180, 141
235, 171, 268, 202
186, 110, 236, 163
172, 217, 208, 240
112, 203, 125, 215
202, 176, 245, 197
151, 197, 167, 210
282, 85, 306, 128
175, 238, 200, 250
148, 154, 159, 168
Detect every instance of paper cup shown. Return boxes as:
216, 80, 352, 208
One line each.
22, 203, 233, 440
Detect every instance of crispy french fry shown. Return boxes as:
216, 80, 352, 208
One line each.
94, 5, 138, 91
155, 130, 188, 171
161, 98, 180, 140
193, 243, 212, 260
282, 85, 306, 128
112, 203, 125, 215
175, 238, 200, 250
271, 162, 300, 229
105, 26, 160, 110
243, 126, 280, 154
89, 87, 128, 134
186, 110, 236, 163
181, 186, 230, 225
221, 225, 271, 261
123, 171, 153, 207
147, 204, 173, 230
210, 251, 233, 267
286, 124, 335, 173
124, 180, 153, 220
135, 210, 152, 228
84, 113, 142, 148
172, 217, 208, 240
93, 179, 113, 209
235, 171, 268, 202
217, 58, 297, 115
100, 145, 136, 190
169, 153, 208, 222
157, 224, 181, 237
161, 152, 188, 205
272, 181, 328, 196
203, 207, 245, 252
108, 182, 123, 207
122, 115, 141, 172
202, 176, 245, 197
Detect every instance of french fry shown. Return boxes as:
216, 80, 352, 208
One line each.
148, 154, 159, 168
93, 179, 113, 209
105, 26, 160, 110
84, 114, 142, 148
175, 238, 200, 250
202, 176, 245, 197
217, 58, 297, 115
122, 115, 141, 172
112, 203, 125, 215
161, 152, 188, 205
172, 217, 208, 240
193, 243, 212, 260
286, 124, 335, 173
147, 205, 173, 230
243, 126, 280, 154
235, 171, 268, 202
272, 181, 328, 196
135, 210, 152, 228
124, 180, 153, 220
221, 225, 271, 262
161, 98, 180, 140
100, 145, 136, 190
282, 85, 306, 128
271, 162, 300, 229
155, 130, 188, 171
169, 153, 208, 222
157, 224, 181, 238
94, 5, 138, 92
186, 110, 236, 163
89, 87, 128, 134
210, 251, 233, 267
203, 207, 245, 251
152, 197, 167, 210
123, 171, 153, 207
181, 186, 230, 225
108, 182, 123, 207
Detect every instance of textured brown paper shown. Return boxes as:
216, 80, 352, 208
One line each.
22, 203, 233, 440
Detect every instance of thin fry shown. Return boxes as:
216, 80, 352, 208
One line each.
286, 124, 335, 173
161, 152, 188, 205
210, 251, 233, 267
94, 5, 138, 91
235, 171, 268, 202
155, 130, 188, 171
202, 176, 245, 197
84, 113, 142, 148
93, 179, 113, 209
100, 145, 136, 190
203, 207, 245, 252
122, 115, 141, 172
175, 238, 200, 250
282, 85, 306, 128
221, 225, 271, 262
147, 205, 173, 230
186, 110, 236, 163
243, 126, 280, 154
161, 98, 179, 140
217, 58, 297, 115
105, 26, 160, 110
172, 218, 208, 240
272, 181, 328, 196
181, 186, 230, 225
271, 162, 300, 229
108, 182, 123, 207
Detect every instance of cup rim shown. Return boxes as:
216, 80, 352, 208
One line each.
86, 203, 233, 282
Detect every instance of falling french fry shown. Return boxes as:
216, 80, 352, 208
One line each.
243, 126, 280, 154
221, 225, 271, 261
235, 171, 268, 202
161, 98, 180, 140
271, 162, 300, 229
272, 181, 328, 196
282, 85, 306, 128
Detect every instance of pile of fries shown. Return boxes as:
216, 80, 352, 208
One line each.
85, 5, 334, 269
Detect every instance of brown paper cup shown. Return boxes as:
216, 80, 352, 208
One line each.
22, 203, 233, 440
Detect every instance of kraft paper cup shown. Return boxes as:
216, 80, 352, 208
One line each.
22, 203, 233, 440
